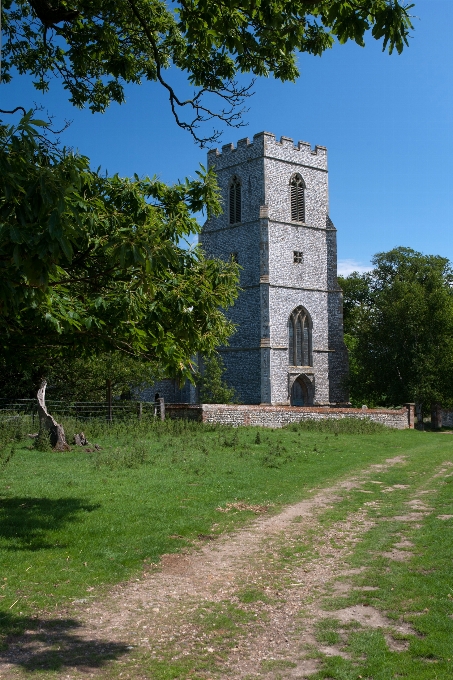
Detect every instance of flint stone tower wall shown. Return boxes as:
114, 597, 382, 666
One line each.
201, 131, 349, 405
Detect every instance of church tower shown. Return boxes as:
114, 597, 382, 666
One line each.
201, 132, 349, 406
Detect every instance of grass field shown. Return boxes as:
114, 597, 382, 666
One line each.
0, 419, 397, 623
0, 416, 452, 679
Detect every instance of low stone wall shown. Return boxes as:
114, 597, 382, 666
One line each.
441, 409, 453, 428
166, 404, 412, 429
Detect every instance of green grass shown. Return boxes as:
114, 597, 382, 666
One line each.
304, 442, 453, 679
237, 587, 271, 604
0, 415, 449, 663
314, 618, 342, 646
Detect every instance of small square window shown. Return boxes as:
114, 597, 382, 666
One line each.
293, 251, 303, 264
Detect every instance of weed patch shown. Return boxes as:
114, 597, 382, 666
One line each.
237, 587, 271, 604
32, 430, 52, 452
261, 443, 292, 468
287, 417, 389, 434
193, 600, 256, 644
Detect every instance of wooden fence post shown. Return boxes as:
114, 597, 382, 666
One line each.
137, 402, 143, 420
159, 398, 165, 421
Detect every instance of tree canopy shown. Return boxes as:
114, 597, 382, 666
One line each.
0, 114, 240, 384
2, 0, 415, 144
339, 247, 453, 410
0, 351, 160, 401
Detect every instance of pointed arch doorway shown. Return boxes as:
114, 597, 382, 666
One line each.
291, 377, 308, 407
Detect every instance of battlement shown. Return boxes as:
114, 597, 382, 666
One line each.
208, 132, 327, 170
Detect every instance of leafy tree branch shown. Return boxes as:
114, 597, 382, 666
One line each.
0, 114, 240, 380
1, 0, 414, 145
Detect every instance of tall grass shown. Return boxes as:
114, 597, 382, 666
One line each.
0, 414, 34, 446
286, 417, 389, 434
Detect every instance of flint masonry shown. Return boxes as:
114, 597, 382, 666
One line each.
200, 132, 349, 406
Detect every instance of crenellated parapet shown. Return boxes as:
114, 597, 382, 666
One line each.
208, 132, 328, 171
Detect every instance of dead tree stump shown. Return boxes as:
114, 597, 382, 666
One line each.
37, 380, 70, 451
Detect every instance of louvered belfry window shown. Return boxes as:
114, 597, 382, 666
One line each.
229, 176, 241, 224
288, 307, 312, 366
290, 174, 305, 222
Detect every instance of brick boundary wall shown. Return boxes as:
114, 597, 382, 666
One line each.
166, 403, 414, 430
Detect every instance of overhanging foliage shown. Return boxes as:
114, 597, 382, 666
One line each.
1, 0, 415, 144
0, 114, 240, 381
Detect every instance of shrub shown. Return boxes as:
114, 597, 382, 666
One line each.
199, 354, 240, 404
33, 430, 52, 451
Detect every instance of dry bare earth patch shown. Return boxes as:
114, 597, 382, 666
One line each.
1, 453, 453, 679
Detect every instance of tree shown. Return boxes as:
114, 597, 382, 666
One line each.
199, 353, 239, 404
339, 247, 453, 411
2, 0, 415, 144
0, 114, 240, 386
0, 352, 161, 401
46, 353, 159, 401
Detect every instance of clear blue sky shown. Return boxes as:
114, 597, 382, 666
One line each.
2, 0, 452, 275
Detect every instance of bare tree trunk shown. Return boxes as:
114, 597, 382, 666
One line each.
37, 380, 70, 451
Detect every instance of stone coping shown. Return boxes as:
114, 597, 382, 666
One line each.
166, 403, 406, 415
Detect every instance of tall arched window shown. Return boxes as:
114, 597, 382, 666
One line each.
288, 307, 312, 366
290, 174, 305, 222
229, 176, 241, 224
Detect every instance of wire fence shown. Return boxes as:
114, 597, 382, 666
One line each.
0, 398, 164, 424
